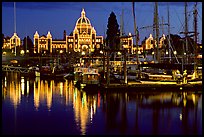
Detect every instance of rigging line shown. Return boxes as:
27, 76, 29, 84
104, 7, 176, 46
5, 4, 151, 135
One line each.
172, 7, 183, 34
196, 6, 202, 20
177, 21, 185, 35
197, 13, 202, 22
124, 5, 134, 34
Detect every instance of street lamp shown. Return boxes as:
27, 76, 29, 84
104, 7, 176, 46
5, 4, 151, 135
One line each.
174, 51, 177, 55
82, 51, 85, 55
20, 50, 25, 56
3, 51, 6, 56
152, 51, 155, 60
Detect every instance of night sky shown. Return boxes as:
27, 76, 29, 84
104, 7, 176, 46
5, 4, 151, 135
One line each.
2, 2, 202, 44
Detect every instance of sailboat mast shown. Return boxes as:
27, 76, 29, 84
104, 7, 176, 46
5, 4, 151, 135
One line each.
194, 2, 198, 51
184, 2, 188, 64
120, 8, 124, 36
14, 2, 17, 56
167, 3, 171, 63
153, 2, 160, 63
161, 16, 164, 35
132, 2, 140, 79
193, 2, 198, 77
120, 7, 124, 51
14, 2, 16, 33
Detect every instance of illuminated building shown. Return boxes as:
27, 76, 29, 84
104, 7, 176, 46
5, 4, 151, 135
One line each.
2, 33, 22, 51
144, 34, 155, 51
120, 33, 134, 54
3, 9, 134, 56
33, 9, 103, 55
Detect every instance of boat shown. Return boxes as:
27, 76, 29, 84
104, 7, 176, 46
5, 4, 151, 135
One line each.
80, 68, 100, 90
29, 66, 40, 77
64, 72, 74, 80
73, 67, 83, 85
74, 66, 100, 91
20, 66, 40, 78
40, 65, 67, 79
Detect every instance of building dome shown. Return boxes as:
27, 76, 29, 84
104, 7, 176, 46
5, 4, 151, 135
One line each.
76, 9, 91, 25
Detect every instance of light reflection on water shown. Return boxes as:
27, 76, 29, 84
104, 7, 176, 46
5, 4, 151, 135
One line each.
2, 72, 202, 135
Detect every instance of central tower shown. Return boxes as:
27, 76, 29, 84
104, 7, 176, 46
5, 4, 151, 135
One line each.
73, 9, 97, 54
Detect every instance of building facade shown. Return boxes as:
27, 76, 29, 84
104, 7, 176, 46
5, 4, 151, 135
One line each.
2, 33, 21, 52
34, 9, 103, 55
2, 9, 134, 56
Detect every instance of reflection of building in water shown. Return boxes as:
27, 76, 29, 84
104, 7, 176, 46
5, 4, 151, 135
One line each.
135, 92, 202, 108
2, 72, 31, 109
126, 91, 202, 134
7, 72, 21, 109
72, 88, 98, 135
34, 79, 53, 111
2, 76, 7, 100
73, 89, 89, 135
33, 79, 72, 110
46, 80, 52, 111
34, 77, 40, 110
66, 80, 74, 106
21, 76, 25, 95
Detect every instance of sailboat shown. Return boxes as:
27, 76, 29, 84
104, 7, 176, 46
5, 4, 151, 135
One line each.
131, 2, 188, 83
185, 2, 202, 81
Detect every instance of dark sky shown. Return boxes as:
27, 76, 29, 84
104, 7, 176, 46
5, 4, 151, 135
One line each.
2, 2, 202, 44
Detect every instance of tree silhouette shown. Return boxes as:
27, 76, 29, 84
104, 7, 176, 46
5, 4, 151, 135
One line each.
106, 12, 120, 50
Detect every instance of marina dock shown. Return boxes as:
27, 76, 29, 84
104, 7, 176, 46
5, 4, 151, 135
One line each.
100, 80, 202, 91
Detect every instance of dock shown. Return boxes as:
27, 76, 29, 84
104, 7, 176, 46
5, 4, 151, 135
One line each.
100, 80, 202, 91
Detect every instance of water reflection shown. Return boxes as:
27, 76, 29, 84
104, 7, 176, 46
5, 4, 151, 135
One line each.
2, 72, 202, 135
2, 72, 21, 109
100, 90, 202, 135
73, 88, 99, 135
36, 79, 52, 111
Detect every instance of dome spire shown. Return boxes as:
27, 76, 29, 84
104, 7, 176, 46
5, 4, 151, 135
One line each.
34, 31, 39, 37
81, 8, 85, 17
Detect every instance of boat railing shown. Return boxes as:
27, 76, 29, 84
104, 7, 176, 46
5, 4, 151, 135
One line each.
81, 68, 99, 74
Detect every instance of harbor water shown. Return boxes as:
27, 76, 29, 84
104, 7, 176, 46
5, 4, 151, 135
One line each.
2, 72, 202, 135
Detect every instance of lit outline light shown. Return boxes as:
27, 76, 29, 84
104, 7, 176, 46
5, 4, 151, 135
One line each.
21, 77, 25, 95
60, 82, 63, 96
179, 113, 182, 121
46, 84, 52, 111
4, 77, 7, 87
27, 80, 29, 95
